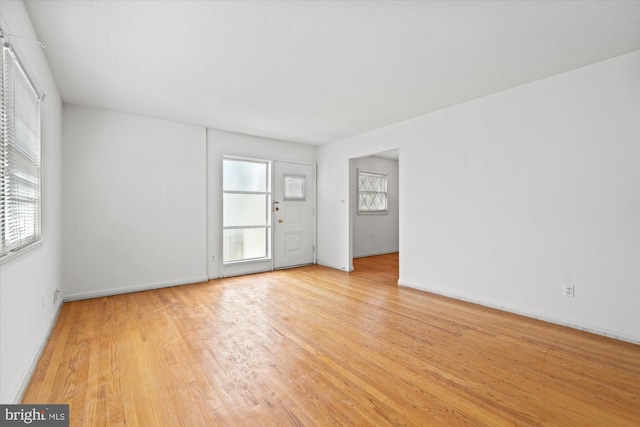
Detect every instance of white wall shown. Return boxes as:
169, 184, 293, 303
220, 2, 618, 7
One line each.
350, 156, 399, 259
0, 0, 64, 403
207, 128, 316, 278
63, 105, 207, 299
317, 51, 640, 342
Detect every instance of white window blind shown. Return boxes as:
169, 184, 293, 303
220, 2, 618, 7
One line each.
1, 41, 42, 257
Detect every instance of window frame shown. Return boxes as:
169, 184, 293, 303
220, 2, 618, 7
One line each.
1, 39, 43, 261
357, 169, 388, 215
222, 156, 272, 264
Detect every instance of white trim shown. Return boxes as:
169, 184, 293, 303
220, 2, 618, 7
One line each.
0, 239, 44, 267
9, 300, 63, 404
398, 279, 640, 345
317, 259, 353, 272
204, 130, 210, 283
356, 211, 390, 216
64, 276, 208, 301
353, 249, 399, 259
222, 259, 274, 278
0, 26, 46, 100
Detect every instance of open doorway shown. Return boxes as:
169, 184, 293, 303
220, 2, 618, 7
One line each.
349, 149, 399, 281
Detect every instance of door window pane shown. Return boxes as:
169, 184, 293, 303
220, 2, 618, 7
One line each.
284, 175, 306, 201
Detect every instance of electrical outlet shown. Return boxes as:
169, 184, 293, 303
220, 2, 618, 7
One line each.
563, 284, 575, 298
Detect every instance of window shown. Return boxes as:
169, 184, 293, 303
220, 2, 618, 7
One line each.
283, 174, 306, 201
223, 158, 271, 263
358, 170, 387, 213
1, 41, 42, 258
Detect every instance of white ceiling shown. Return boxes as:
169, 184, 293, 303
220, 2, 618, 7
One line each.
23, 0, 640, 145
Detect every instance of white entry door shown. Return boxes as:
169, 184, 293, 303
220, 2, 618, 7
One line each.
273, 161, 315, 269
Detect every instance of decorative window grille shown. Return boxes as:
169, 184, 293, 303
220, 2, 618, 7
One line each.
357, 170, 387, 213
1, 40, 42, 258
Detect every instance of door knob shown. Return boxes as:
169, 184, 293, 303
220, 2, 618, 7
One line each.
278, 219, 283, 223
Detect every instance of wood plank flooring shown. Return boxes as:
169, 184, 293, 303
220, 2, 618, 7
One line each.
22, 253, 640, 426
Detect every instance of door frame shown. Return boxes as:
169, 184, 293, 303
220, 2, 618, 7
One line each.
348, 149, 400, 273
220, 155, 316, 278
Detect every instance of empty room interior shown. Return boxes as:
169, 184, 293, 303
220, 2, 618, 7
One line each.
1, 0, 639, 425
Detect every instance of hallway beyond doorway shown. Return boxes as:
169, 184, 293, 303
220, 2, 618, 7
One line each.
352, 252, 399, 287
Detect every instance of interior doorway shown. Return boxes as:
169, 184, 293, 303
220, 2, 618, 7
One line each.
349, 149, 399, 277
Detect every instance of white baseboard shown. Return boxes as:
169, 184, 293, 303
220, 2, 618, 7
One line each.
353, 249, 399, 258
398, 279, 640, 345
316, 259, 353, 272
10, 300, 64, 404
64, 276, 209, 301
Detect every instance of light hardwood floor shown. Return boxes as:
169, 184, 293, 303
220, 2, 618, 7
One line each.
23, 253, 640, 426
